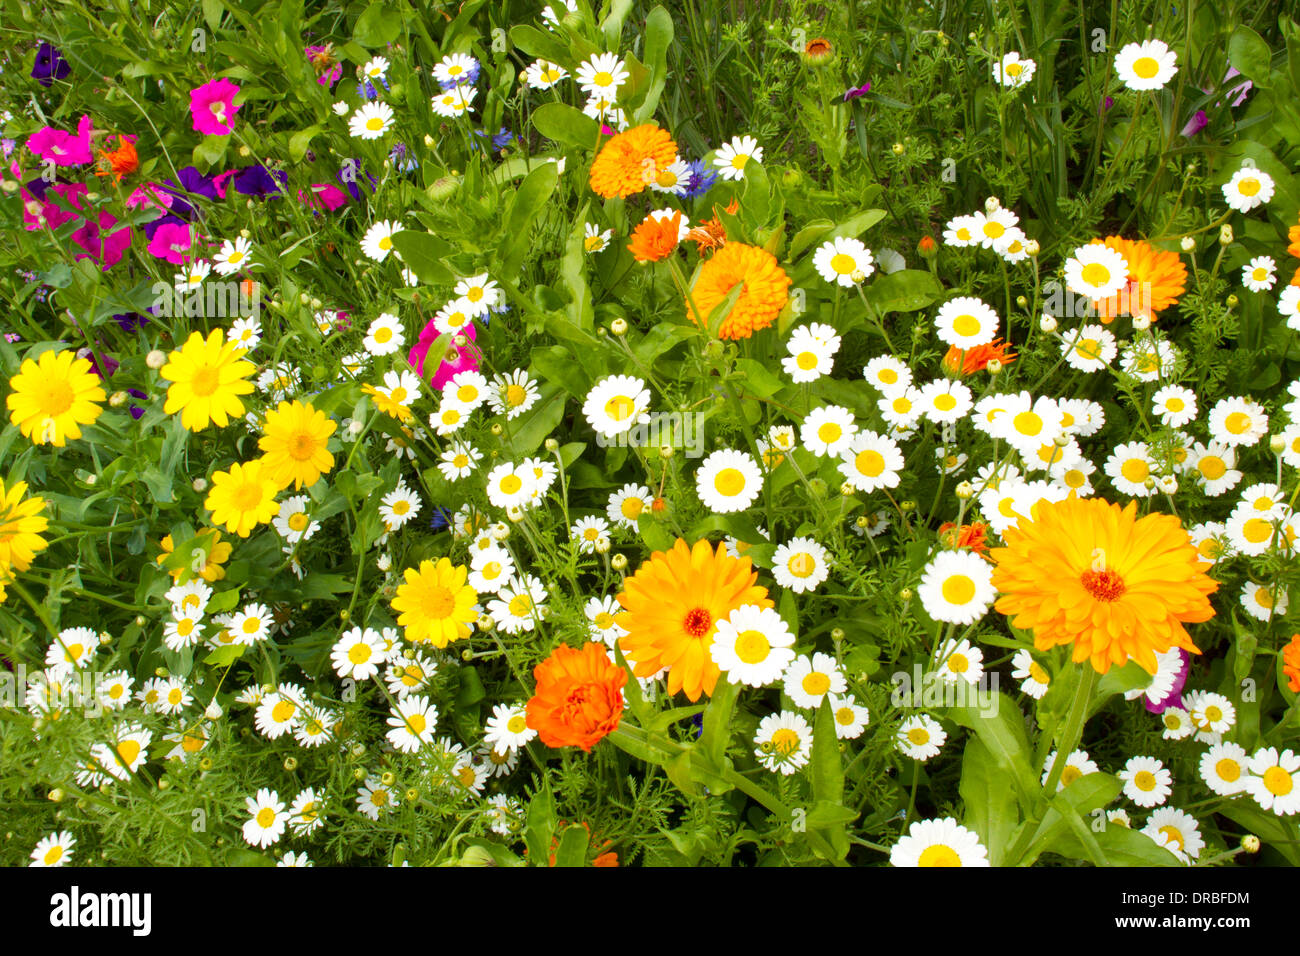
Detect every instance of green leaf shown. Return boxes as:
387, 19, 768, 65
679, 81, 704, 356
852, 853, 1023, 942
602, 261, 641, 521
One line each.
734, 357, 787, 399
863, 269, 943, 315
524, 783, 557, 865
531, 102, 601, 151
633, 6, 674, 124
509, 24, 569, 65
1228, 25, 1272, 89
1218, 800, 1300, 866
500, 162, 560, 279
553, 823, 590, 867
204, 644, 246, 667
289, 125, 322, 164
951, 692, 1037, 809
389, 231, 455, 285
636, 514, 675, 552
809, 698, 849, 859
959, 736, 1019, 866
354, 2, 402, 47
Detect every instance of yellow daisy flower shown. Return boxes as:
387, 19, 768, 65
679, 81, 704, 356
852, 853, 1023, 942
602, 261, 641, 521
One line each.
6, 349, 106, 446
0, 478, 49, 573
160, 329, 257, 431
258, 400, 337, 490
391, 558, 478, 647
204, 459, 281, 538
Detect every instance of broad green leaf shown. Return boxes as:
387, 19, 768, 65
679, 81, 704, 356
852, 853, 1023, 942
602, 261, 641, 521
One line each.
389, 231, 455, 285
354, 2, 402, 47
500, 162, 560, 279
863, 269, 943, 315
951, 692, 1037, 808
1228, 25, 1272, 90
553, 823, 590, 867
531, 102, 601, 151
524, 783, 557, 865
959, 736, 1019, 866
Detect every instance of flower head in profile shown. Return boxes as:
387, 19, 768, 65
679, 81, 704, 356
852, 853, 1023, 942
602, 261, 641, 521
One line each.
990, 496, 1217, 674
616, 539, 773, 701
526, 642, 626, 751
189, 78, 242, 135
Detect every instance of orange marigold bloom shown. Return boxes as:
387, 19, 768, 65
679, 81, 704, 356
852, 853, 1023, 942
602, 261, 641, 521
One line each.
686, 214, 727, 255
1287, 215, 1300, 258
939, 521, 990, 555
588, 124, 679, 199
1283, 634, 1300, 693
942, 339, 1017, 376
990, 496, 1217, 675
526, 642, 626, 751
1089, 236, 1186, 323
616, 538, 773, 700
628, 211, 682, 263
95, 135, 139, 183
684, 242, 791, 340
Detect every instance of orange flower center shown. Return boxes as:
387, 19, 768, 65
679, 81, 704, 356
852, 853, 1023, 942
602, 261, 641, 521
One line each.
1080, 568, 1126, 602
683, 607, 712, 638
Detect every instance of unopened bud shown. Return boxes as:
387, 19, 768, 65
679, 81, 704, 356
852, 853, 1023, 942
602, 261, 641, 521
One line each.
611, 318, 627, 336
283, 756, 298, 771
1219, 224, 1233, 245
1270, 434, 1287, 454
899, 587, 914, 602
1025, 239, 1040, 257
1039, 314, 1057, 333
544, 438, 559, 452
192, 477, 208, 492
891, 142, 905, 155
611, 553, 628, 571
955, 480, 974, 499
146, 349, 167, 369
48, 788, 64, 803
1226, 294, 1239, 308
1241, 834, 1261, 853
1132, 316, 1151, 331
1180, 236, 1196, 252
1015, 295, 1027, 308
986, 358, 1003, 374
659, 444, 675, 459
984, 196, 1001, 213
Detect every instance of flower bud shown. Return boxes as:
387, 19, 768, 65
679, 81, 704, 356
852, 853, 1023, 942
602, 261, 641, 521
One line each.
611, 553, 628, 571
1226, 294, 1239, 308
283, 756, 298, 771
659, 444, 675, 459
145, 349, 167, 369
1015, 295, 1027, 308
192, 477, 208, 492
840, 481, 856, 496
1242, 834, 1261, 853
611, 317, 628, 336
477, 613, 495, 631
544, 438, 559, 452
1219, 224, 1233, 245
1025, 239, 1040, 257
891, 142, 905, 155
1131, 316, 1151, 332
205, 700, 223, 720
1039, 313, 1057, 333
1270, 434, 1287, 454
899, 587, 914, 602
48, 788, 64, 803
1180, 236, 1196, 252
830, 627, 845, 641
955, 480, 974, 499
984, 196, 1001, 213
986, 358, 1003, 374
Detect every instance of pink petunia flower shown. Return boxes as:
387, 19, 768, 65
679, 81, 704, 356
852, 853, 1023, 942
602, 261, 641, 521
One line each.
409, 320, 479, 390
125, 183, 176, 212
147, 221, 199, 265
71, 211, 132, 269
189, 78, 242, 135
26, 114, 94, 166
300, 183, 348, 212
21, 182, 88, 232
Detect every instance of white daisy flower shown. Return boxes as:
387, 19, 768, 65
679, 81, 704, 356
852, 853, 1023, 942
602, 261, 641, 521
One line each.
696, 449, 763, 513
710, 604, 797, 688
713, 134, 763, 181
1114, 39, 1178, 92
349, 101, 395, 140
813, 237, 874, 286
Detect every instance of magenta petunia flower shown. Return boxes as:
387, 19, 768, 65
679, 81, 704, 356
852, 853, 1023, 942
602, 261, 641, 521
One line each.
147, 221, 198, 264
409, 320, 479, 389
26, 114, 94, 166
300, 183, 349, 212
22, 182, 88, 232
189, 78, 242, 135
71, 211, 132, 269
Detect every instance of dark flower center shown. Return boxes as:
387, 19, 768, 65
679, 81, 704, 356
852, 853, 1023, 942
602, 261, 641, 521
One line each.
683, 607, 713, 638
1080, 569, 1126, 602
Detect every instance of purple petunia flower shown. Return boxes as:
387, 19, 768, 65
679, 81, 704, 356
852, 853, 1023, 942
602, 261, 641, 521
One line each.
32, 42, 70, 87
232, 165, 287, 198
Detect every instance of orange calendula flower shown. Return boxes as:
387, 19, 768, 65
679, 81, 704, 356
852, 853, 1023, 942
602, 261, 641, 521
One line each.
526, 642, 626, 751
686, 214, 727, 255
1287, 214, 1300, 259
990, 496, 1217, 675
1089, 236, 1186, 323
1283, 635, 1300, 693
588, 124, 679, 199
616, 538, 773, 701
95, 135, 139, 183
684, 242, 791, 340
628, 210, 682, 262
939, 521, 990, 555
942, 339, 1017, 376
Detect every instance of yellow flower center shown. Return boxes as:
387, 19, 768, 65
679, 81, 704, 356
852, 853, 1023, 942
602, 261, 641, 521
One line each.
44, 845, 64, 864
801, 672, 830, 696
506, 714, 527, 734
1264, 766, 1293, 796
256, 807, 276, 827
817, 422, 841, 444
734, 628, 771, 664
942, 575, 975, 605
1215, 758, 1240, 782
713, 468, 747, 497
1238, 177, 1260, 197
1080, 262, 1111, 287
190, 365, 221, 397
1132, 56, 1160, 80
1120, 458, 1149, 483
855, 449, 885, 477
830, 253, 856, 274
420, 583, 456, 619
770, 728, 799, 756
1134, 770, 1157, 792
786, 552, 816, 579
906, 727, 930, 746
605, 395, 636, 422
1224, 412, 1251, 434
917, 844, 962, 866
348, 642, 372, 665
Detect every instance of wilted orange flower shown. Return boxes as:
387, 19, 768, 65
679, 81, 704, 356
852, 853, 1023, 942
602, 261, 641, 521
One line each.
685, 242, 791, 340
1089, 236, 1186, 323
686, 214, 727, 255
1283, 634, 1300, 693
589, 124, 679, 199
939, 521, 990, 555
526, 642, 626, 751
95, 135, 139, 183
616, 538, 772, 701
942, 339, 1017, 376
628, 211, 682, 263
990, 496, 1217, 675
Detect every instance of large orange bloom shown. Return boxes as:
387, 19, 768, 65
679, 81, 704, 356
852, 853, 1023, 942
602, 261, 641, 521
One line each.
1089, 236, 1186, 322
684, 242, 791, 340
1283, 634, 1300, 693
589, 124, 679, 199
526, 642, 627, 751
989, 496, 1217, 675
616, 538, 773, 700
